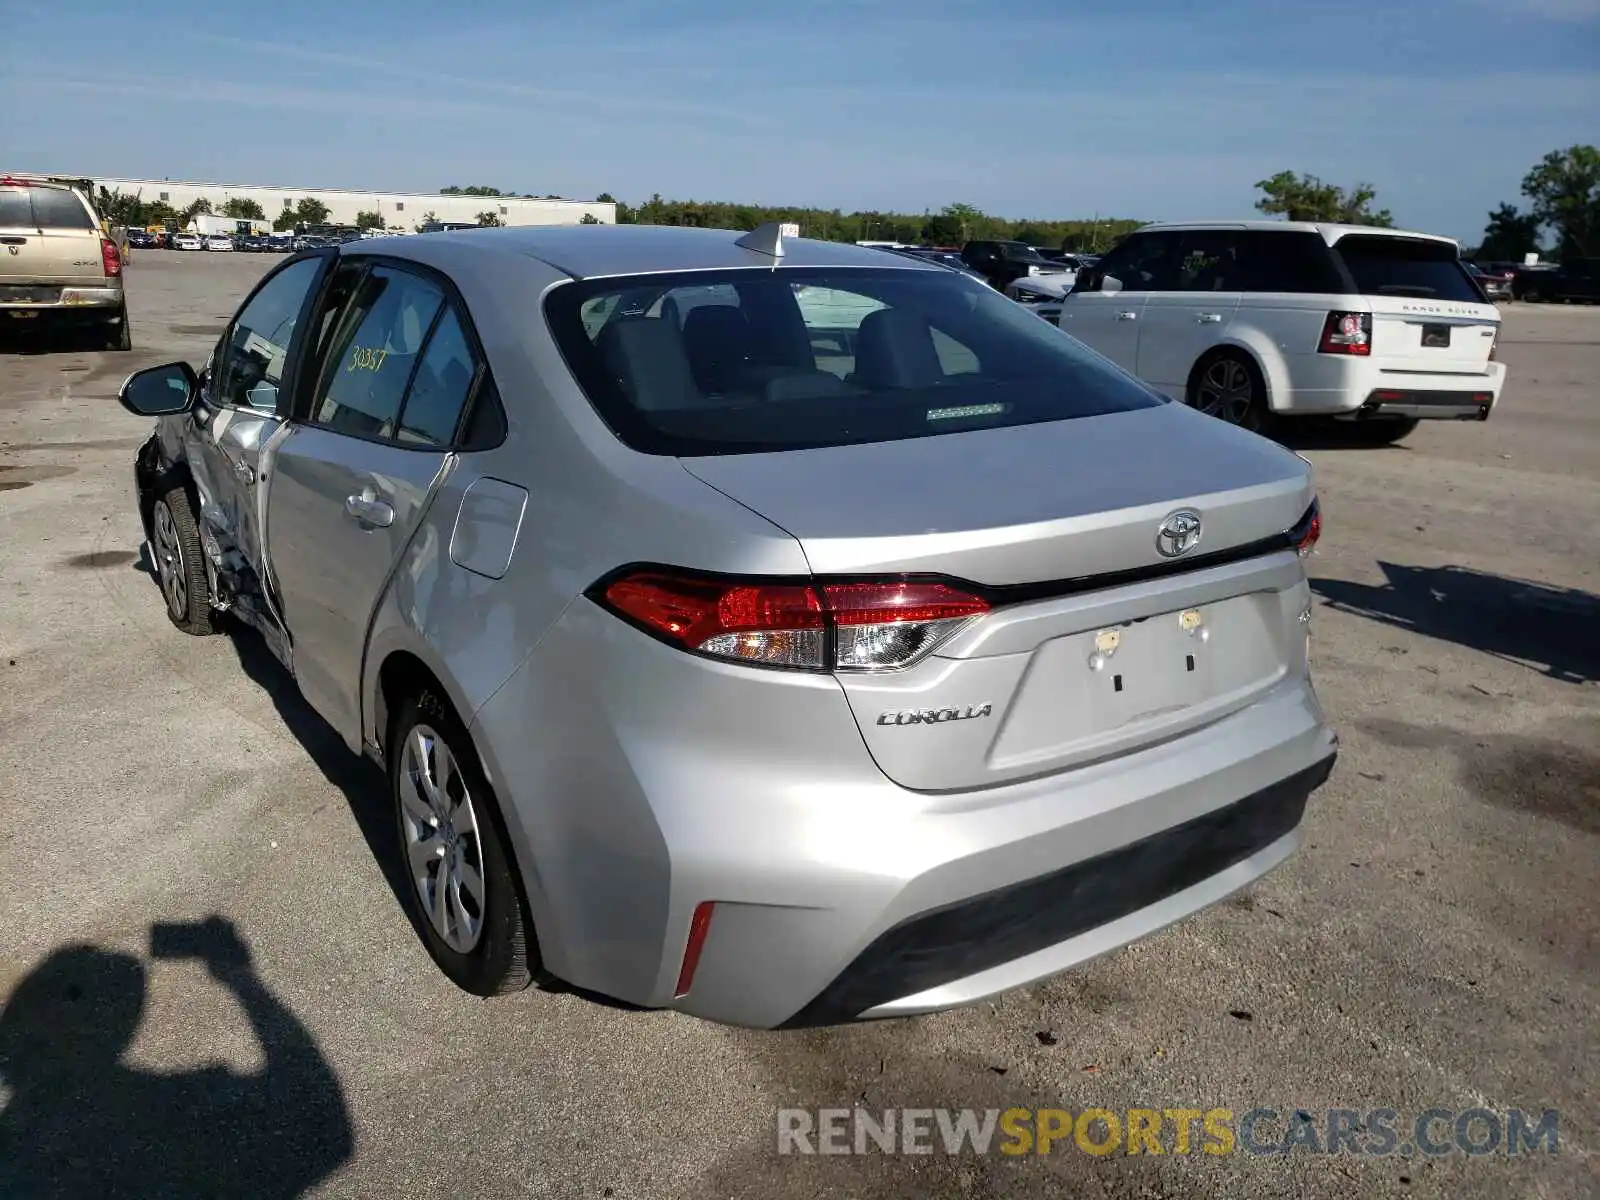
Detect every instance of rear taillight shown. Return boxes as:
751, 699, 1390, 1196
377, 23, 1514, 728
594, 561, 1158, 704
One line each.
1488, 332, 1498, 362
101, 237, 121, 277
596, 570, 989, 673
1318, 311, 1370, 356
1289, 498, 1322, 558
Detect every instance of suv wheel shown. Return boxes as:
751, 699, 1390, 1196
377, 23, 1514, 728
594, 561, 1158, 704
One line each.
104, 303, 132, 352
391, 690, 537, 996
1188, 352, 1266, 431
150, 485, 217, 635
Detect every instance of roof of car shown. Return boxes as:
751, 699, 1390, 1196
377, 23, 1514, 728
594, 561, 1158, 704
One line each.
1138, 220, 1458, 248
371, 223, 942, 280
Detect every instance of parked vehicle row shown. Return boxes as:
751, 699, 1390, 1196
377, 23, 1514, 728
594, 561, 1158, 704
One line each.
116, 222, 1335, 1028
1510, 258, 1599, 303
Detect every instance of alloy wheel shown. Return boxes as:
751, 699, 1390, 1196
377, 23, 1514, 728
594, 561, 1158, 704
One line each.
1194, 358, 1256, 426
152, 500, 187, 619
399, 724, 487, 953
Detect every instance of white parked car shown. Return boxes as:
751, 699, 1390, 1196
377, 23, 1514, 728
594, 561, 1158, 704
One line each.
205, 234, 234, 252
173, 233, 204, 251
1059, 222, 1506, 444
1006, 270, 1077, 320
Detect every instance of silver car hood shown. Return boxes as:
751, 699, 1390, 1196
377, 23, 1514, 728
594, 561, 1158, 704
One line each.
680, 403, 1313, 585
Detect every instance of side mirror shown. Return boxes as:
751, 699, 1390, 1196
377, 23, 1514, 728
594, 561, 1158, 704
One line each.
118, 362, 197, 417
1071, 268, 1103, 294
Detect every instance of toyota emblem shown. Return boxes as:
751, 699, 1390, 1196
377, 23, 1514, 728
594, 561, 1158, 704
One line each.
1156, 509, 1203, 558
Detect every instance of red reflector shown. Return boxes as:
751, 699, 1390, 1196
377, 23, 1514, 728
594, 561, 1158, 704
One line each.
1473, 393, 1492, 403
100, 237, 122, 277
674, 901, 715, 998
822, 581, 989, 626
1372, 390, 1404, 401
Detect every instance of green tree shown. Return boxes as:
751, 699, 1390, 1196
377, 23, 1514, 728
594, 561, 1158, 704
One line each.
476, 210, 503, 227
144, 200, 177, 228
221, 197, 266, 220
1254, 171, 1393, 226
292, 197, 331, 226
95, 187, 146, 227
1475, 203, 1544, 263
1520, 145, 1600, 260
354, 210, 385, 230
579, 213, 601, 225
180, 197, 214, 223
414, 210, 439, 233
441, 185, 504, 196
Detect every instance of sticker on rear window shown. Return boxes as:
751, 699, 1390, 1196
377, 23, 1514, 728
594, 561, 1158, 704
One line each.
926, 403, 1005, 421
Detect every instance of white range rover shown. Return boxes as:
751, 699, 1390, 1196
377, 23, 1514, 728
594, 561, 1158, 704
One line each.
1059, 222, 1505, 443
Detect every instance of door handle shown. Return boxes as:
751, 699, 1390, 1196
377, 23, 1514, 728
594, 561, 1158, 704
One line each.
344, 491, 394, 528
1116, 311, 1138, 321
1196, 312, 1223, 324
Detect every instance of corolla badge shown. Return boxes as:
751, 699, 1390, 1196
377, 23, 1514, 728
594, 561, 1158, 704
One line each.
1155, 509, 1203, 558
877, 704, 992, 727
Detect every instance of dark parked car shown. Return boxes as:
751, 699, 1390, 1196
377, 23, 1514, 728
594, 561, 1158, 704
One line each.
1512, 259, 1598, 303
888, 247, 991, 286
126, 229, 157, 249
1465, 262, 1512, 301
960, 240, 1067, 290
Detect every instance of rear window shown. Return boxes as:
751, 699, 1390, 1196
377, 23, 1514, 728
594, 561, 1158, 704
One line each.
0, 186, 96, 230
1333, 235, 1480, 302
545, 266, 1163, 456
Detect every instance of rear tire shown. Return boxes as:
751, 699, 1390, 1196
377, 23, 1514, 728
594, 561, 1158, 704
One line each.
391, 689, 536, 997
1344, 418, 1420, 446
104, 305, 132, 352
1187, 351, 1267, 432
150, 484, 217, 635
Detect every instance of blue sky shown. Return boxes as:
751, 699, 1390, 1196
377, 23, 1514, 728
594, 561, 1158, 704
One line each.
3, 0, 1596, 241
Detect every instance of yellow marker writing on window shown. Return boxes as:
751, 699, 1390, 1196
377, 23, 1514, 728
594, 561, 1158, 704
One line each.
347, 346, 390, 373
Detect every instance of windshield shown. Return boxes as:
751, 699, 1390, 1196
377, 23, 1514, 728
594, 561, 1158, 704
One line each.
1333, 235, 1481, 302
545, 266, 1164, 456
999, 242, 1051, 264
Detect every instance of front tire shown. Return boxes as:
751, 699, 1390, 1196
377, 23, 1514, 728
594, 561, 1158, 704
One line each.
150, 485, 216, 635
1188, 351, 1267, 432
391, 690, 536, 996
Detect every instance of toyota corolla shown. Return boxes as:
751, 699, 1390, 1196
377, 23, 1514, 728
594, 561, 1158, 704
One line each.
117, 222, 1336, 1028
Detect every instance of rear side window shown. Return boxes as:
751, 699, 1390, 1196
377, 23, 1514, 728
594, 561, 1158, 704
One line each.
1231, 231, 1346, 293
1332, 235, 1480, 302
29, 188, 96, 230
545, 266, 1163, 456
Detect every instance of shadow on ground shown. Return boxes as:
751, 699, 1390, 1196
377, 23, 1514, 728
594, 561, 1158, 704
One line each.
0, 917, 352, 1199
1312, 562, 1600, 684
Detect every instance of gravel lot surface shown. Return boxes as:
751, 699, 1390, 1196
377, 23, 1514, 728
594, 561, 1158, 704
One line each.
1, 251, 1595, 1199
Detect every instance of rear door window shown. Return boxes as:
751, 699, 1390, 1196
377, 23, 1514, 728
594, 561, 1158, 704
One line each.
311, 266, 444, 440
1234, 231, 1345, 293
1333, 235, 1480, 302
0, 189, 34, 228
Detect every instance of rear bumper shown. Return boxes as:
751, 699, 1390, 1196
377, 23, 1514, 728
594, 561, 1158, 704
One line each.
472, 599, 1339, 1029
0, 284, 124, 314
1275, 358, 1505, 417
783, 753, 1333, 1026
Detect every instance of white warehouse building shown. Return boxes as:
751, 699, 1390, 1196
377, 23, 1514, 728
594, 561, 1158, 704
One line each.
83, 176, 615, 229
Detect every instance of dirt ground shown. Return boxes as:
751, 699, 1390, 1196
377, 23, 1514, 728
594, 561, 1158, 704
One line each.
1, 251, 1595, 1199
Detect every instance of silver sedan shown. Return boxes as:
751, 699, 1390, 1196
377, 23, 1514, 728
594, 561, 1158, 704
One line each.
117, 222, 1336, 1028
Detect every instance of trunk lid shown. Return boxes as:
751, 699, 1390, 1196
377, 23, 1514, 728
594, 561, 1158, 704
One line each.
1331, 232, 1499, 375
0, 180, 106, 291
683, 403, 1317, 791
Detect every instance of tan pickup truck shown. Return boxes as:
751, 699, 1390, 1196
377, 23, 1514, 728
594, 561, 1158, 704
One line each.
0, 175, 129, 349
